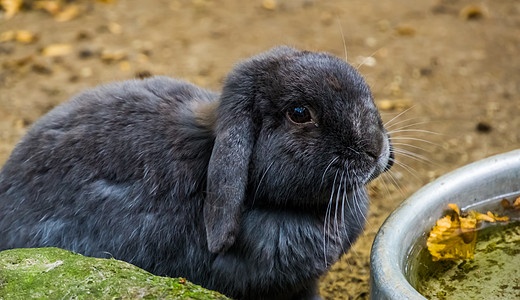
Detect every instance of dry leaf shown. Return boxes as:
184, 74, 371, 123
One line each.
262, 0, 276, 10
0, 31, 16, 42
55, 4, 80, 22
427, 205, 477, 261
500, 197, 520, 210
42, 44, 72, 57
396, 25, 416, 36
1, 0, 23, 19
427, 203, 509, 261
34, 0, 61, 15
501, 198, 511, 208
447, 203, 460, 215
0, 30, 37, 43
101, 49, 127, 62
16, 30, 37, 43
460, 4, 488, 20
376, 99, 413, 111
3, 55, 33, 69
488, 211, 510, 222
514, 197, 520, 209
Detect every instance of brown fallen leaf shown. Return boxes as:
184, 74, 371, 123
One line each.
42, 44, 72, 57
460, 4, 488, 20
262, 0, 277, 10
487, 211, 509, 222
101, 49, 127, 63
396, 25, 416, 36
33, 0, 61, 15
0, 31, 16, 42
55, 4, 80, 22
500, 197, 520, 210
2, 55, 33, 69
0, 30, 37, 43
1, 0, 23, 19
375, 99, 413, 111
16, 30, 37, 43
427, 205, 477, 261
501, 198, 511, 208
427, 203, 509, 261
514, 197, 520, 209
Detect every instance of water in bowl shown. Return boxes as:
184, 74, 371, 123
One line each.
405, 196, 520, 299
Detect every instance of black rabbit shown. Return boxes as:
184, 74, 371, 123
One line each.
0, 46, 393, 300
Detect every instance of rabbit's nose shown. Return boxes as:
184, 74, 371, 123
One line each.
364, 148, 380, 161
364, 128, 385, 160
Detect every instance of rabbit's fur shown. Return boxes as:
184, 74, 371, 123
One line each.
0, 46, 393, 300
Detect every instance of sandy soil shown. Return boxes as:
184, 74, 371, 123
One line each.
1, 0, 519, 299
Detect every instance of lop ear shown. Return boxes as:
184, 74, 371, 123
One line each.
204, 46, 301, 253
204, 93, 254, 253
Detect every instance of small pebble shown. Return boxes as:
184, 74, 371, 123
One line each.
135, 70, 153, 79
396, 25, 416, 36
460, 4, 488, 20
78, 48, 96, 59
76, 30, 92, 40
476, 121, 492, 133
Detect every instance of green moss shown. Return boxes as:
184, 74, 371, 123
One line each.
0, 248, 230, 300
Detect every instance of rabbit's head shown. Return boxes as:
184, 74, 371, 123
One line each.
205, 46, 393, 253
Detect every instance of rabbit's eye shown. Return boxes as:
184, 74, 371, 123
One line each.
286, 106, 317, 126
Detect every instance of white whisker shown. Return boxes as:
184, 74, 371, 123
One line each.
387, 129, 441, 136
253, 161, 274, 203
384, 117, 424, 130
386, 120, 432, 131
389, 136, 440, 147
323, 169, 339, 266
334, 171, 346, 238
356, 48, 382, 70
358, 187, 369, 225
390, 159, 422, 182
337, 19, 348, 62
381, 169, 407, 197
391, 142, 430, 152
371, 177, 393, 201
383, 105, 416, 128
320, 156, 339, 190
393, 148, 436, 165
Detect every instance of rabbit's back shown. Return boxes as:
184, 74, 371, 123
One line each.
0, 76, 217, 277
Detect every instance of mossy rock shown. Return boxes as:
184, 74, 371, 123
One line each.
0, 247, 230, 299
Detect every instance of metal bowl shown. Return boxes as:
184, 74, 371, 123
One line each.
369, 149, 520, 299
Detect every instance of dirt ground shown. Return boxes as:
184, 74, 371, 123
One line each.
1, 0, 519, 299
